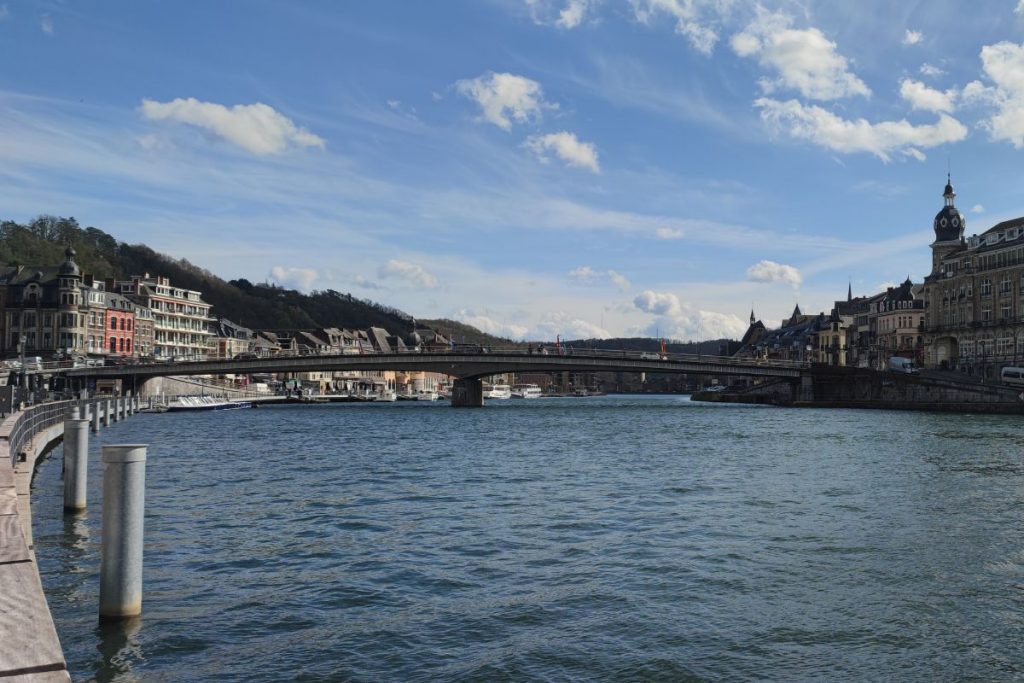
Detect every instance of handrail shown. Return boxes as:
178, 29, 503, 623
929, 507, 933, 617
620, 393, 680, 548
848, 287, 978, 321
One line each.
3, 397, 113, 467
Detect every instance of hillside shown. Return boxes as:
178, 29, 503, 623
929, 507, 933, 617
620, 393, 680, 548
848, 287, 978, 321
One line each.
1, 215, 413, 333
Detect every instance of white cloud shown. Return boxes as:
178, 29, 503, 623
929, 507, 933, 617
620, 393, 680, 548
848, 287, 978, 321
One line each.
633, 290, 683, 316
139, 98, 325, 155
903, 30, 922, 46
730, 10, 870, 101
455, 72, 553, 130
378, 259, 439, 288
607, 270, 631, 291
630, 0, 722, 55
755, 97, 968, 161
524, 131, 600, 172
531, 312, 611, 340
970, 41, 1024, 148
558, 0, 592, 28
746, 260, 802, 288
40, 13, 53, 34
971, 204, 985, 214
919, 63, 946, 78
569, 266, 630, 290
899, 78, 956, 113
455, 309, 530, 340
631, 292, 748, 340
269, 266, 319, 291
569, 265, 597, 281
525, 0, 594, 29
1017, 0, 1024, 15
655, 226, 684, 239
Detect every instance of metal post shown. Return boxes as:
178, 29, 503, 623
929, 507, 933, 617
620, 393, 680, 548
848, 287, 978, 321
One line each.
63, 417, 89, 512
99, 444, 146, 620
92, 402, 101, 432
103, 399, 111, 428
112, 398, 120, 423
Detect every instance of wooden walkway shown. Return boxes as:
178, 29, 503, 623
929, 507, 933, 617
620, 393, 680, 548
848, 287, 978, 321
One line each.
0, 409, 73, 682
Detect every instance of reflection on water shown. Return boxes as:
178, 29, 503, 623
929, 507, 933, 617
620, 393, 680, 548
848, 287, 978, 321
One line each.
94, 617, 143, 683
28, 397, 1024, 681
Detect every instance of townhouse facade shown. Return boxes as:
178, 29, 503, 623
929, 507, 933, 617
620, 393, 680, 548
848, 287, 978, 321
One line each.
922, 178, 1024, 379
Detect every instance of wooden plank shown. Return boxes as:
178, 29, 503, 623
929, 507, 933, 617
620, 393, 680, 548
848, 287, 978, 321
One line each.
0, 562, 66, 677
16, 495, 33, 551
0, 514, 29, 564
0, 487, 16, 516
0, 465, 13, 489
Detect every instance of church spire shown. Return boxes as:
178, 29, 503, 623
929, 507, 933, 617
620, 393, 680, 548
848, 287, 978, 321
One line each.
847, 281, 852, 302
750, 308, 755, 324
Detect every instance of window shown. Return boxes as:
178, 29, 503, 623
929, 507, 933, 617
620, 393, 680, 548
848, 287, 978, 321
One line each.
110, 318, 117, 330
110, 337, 117, 353
982, 308, 993, 321
1001, 276, 1012, 294
127, 319, 133, 332
981, 279, 992, 296
120, 318, 126, 331
119, 338, 125, 352
23, 312, 36, 327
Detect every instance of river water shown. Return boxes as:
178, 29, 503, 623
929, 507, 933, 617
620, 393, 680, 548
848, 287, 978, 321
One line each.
30, 395, 1024, 681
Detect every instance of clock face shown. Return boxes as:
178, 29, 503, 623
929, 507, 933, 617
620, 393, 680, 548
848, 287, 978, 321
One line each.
952, 217, 960, 227
940, 217, 948, 227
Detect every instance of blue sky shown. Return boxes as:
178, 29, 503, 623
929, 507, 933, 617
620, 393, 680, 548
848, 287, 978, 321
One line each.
3, 1, 1024, 341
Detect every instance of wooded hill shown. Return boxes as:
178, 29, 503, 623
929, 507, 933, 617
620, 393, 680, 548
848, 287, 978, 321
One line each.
1, 216, 420, 334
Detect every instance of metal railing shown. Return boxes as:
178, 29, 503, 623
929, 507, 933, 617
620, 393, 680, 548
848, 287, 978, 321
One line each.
5, 400, 73, 467
3, 396, 118, 466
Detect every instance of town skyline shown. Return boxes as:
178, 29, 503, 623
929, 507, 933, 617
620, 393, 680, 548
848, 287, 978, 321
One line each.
3, 1, 1024, 341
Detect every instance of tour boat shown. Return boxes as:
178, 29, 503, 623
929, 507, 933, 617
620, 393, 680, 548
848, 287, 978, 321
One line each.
484, 383, 512, 400
512, 384, 542, 399
377, 388, 397, 402
416, 390, 439, 401
167, 396, 252, 411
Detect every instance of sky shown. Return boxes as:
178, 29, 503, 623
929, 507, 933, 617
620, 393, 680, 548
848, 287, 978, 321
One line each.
3, 1, 1024, 341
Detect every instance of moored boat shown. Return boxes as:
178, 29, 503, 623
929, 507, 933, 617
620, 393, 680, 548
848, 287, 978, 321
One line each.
167, 396, 252, 411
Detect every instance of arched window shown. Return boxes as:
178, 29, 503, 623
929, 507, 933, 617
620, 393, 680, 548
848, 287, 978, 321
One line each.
109, 337, 117, 353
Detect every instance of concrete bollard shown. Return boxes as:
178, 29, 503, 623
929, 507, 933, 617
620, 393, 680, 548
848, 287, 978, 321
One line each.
63, 418, 90, 512
99, 444, 147, 620
92, 403, 101, 432
103, 400, 111, 428
112, 399, 120, 423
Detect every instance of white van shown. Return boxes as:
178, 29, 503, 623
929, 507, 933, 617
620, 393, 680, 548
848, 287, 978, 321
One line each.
888, 357, 919, 374
1000, 367, 1024, 386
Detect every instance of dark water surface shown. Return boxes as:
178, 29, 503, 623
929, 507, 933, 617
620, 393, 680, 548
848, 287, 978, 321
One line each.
31, 395, 1024, 681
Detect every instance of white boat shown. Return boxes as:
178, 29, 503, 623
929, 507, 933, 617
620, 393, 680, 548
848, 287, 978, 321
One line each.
167, 396, 252, 411
512, 384, 542, 399
416, 390, 439, 401
484, 383, 512, 400
377, 388, 397, 402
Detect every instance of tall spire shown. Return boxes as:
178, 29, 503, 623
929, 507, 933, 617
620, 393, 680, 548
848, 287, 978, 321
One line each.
847, 281, 852, 302
750, 308, 755, 324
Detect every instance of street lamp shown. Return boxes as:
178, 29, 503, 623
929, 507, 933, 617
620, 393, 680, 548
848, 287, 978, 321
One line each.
18, 334, 26, 389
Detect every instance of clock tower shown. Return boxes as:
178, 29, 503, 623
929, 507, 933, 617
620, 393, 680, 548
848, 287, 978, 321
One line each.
931, 175, 965, 274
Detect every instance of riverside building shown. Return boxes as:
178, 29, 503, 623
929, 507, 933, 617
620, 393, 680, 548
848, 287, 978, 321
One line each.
115, 273, 214, 359
922, 177, 1024, 380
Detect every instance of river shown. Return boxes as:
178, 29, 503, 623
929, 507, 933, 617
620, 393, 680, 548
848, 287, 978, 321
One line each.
30, 395, 1024, 681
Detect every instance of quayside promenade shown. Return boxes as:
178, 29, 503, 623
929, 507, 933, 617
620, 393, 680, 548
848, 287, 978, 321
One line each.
0, 395, 140, 681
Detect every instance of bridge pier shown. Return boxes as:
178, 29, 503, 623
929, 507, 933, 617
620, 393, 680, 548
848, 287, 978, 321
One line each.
799, 374, 814, 402
451, 378, 484, 408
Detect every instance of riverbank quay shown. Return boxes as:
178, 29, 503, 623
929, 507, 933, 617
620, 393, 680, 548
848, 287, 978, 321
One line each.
0, 396, 140, 680
692, 365, 1024, 414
